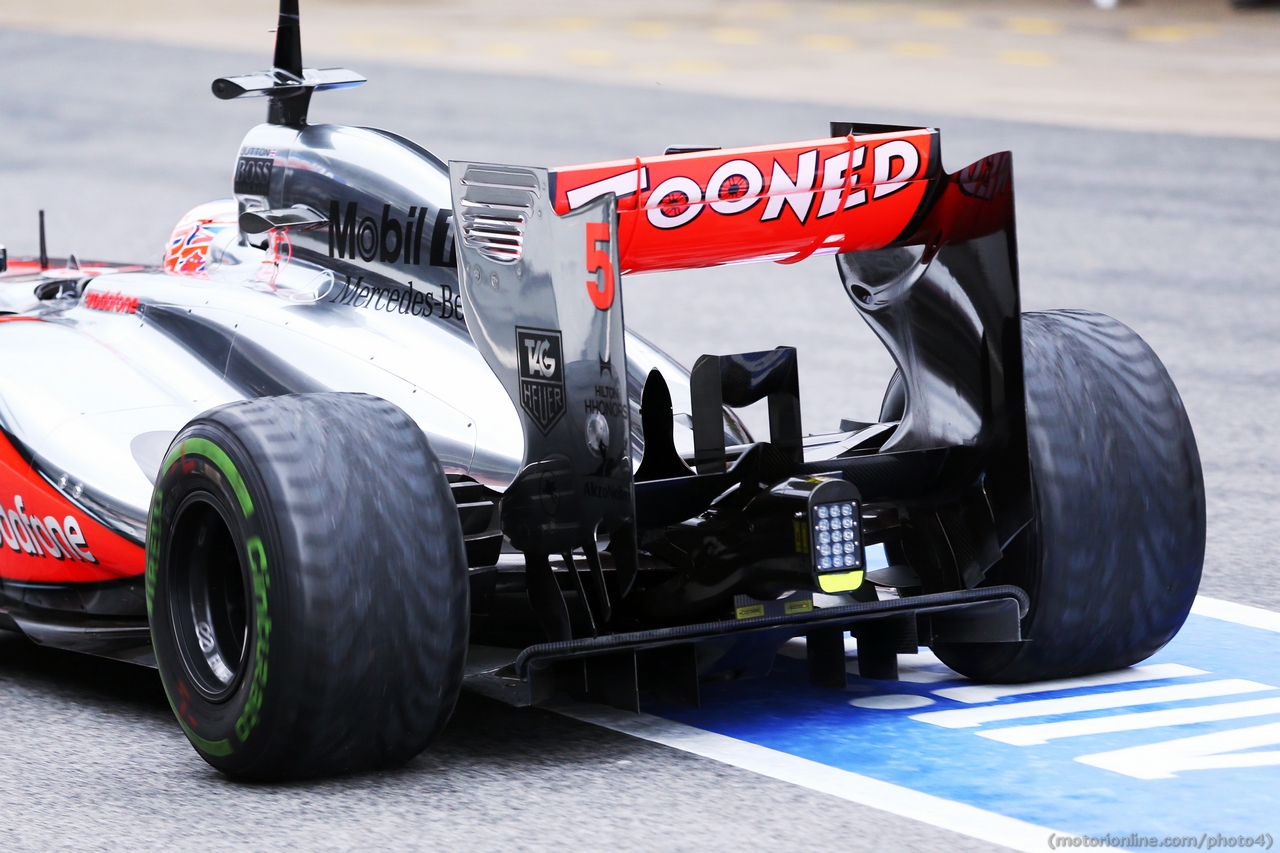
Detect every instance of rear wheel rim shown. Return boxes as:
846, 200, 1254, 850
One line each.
166, 492, 250, 702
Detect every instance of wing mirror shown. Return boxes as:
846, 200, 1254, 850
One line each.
238, 205, 328, 236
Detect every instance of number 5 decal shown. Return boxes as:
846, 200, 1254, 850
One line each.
585, 221, 614, 310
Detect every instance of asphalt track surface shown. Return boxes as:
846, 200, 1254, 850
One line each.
1, 29, 1279, 853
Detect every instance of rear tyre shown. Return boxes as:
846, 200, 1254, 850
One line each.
148, 392, 468, 779
932, 310, 1205, 682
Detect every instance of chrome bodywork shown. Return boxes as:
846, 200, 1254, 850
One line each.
0, 124, 725, 552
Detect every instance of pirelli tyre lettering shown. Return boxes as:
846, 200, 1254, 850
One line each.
148, 428, 281, 764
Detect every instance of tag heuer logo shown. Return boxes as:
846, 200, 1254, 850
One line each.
516, 326, 566, 434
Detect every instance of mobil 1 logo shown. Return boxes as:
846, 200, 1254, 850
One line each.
516, 326, 565, 434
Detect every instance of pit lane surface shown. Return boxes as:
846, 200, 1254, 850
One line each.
2, 29, 1279, 853
571, 598, 1280, 851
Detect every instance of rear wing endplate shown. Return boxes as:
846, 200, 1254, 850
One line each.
449, 163, 638, 591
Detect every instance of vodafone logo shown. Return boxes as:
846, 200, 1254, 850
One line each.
564, 139, 922, 231
84, 290, 139, 314
0, 494, 97, 563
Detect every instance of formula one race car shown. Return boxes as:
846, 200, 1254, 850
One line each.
0, 2, 1204, 780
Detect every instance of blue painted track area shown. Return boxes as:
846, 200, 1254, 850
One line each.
647, 601, 1280, 843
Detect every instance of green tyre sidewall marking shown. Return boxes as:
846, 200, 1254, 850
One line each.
160, 437, 255, 518
236, 534, 271, 744
150, 428, 274, 766
176, 715, 234, 758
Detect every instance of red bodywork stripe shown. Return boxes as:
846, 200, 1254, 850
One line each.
0, 433, 145, 583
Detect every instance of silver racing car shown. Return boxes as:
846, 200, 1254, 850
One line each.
0, 1, 1205, 780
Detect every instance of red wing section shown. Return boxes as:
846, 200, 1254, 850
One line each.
908, 151, 1013, 246
551, 129, 939, 275
0, 433, 144, 583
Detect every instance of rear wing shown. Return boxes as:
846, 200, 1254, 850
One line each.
548, 125, 940, 274
449, 123, 1030, 582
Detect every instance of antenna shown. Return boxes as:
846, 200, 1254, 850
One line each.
38, 210, 48, 271
266, 0, 308, 125
211, 0, 364, 128
273, 0, 303, 78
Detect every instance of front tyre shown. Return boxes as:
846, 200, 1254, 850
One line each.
148, 393, 468, 779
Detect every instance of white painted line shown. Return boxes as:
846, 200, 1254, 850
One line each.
1077, 720, 1280, 780
979, 696, 1280, 746
912, 679, 1275, 729
1192, 595, 1280, 634
897, 668, 955, 684
551, 595, 1280, 847
552, 700, 1064, 853
932, 663, 1205, 704
851, 693, 936, 710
